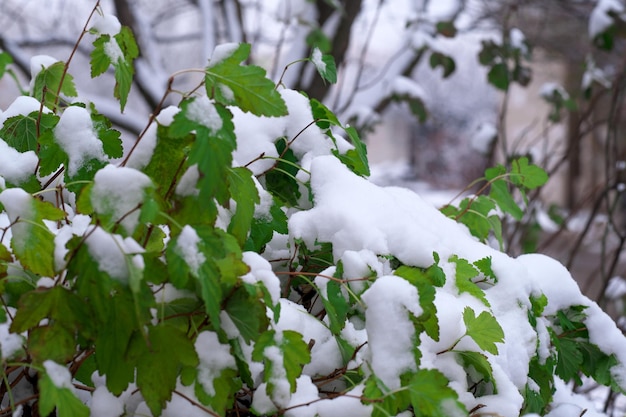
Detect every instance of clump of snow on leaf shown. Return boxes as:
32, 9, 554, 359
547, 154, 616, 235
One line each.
589, 0, 625, 38
175, 225, 205, 276
91, 164, 153, 234
187, 96, 223, 132
90, 13, 122, 35
195, 331, 236, 396
54, 106, 106, 176
208, 42, 239, 66
0, 140, 38, 185
0, 96, 51, 128
84, 226, 144, 282
43, 360, 75, 391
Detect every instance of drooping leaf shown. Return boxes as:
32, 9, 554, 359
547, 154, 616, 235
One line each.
244, 200, 289, 253
511, 157, 548, 189
429, 51, 456, 78
462, 307, 504, 355
205, 43, 288, 116
310, 47, 337, 84
489, 178, 523, 220
90, 103, 123, 158
473, 256, 497, 282
227, 167, 260, 246
488, 63, 510, 90
337, 126, 370, 176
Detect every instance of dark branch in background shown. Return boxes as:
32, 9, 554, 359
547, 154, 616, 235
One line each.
296, 0, 363, 101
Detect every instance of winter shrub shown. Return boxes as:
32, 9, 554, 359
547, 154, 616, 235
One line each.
0, 6, 625, 417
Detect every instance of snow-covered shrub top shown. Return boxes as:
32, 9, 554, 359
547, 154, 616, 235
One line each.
0, 7, 625, 417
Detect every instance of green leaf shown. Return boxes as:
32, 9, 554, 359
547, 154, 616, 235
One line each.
32, 61, 77, 110
38, 129, 68, 176
225, 286, 269, 343
409, 369, 465, 417
450, 255, 489, 306
489, 179, 523, 220
282, 330, 312, 391
90, 103, 123, 158
265, 140, 301, 206
429, 52, 456, 78
310, 98, 341, 130
39, 368, 89, 417
473, 257, 497, 282
394, 265, 440, 341
0, 112, 59, 153
511, 157, 548, 189
488, 63, 510, 90
227, 167, 260, 246
306, 28, 331, 53
0, 189, 65, 276
456, 351, 497, 393
320, 280, 349, 334
244, 200, 289, 252
338, 126, 370, 176
195, 367, 241, 415
205, 43, 287, 116
553, 336, 583, 383
462, 307, 504, 355
132, 324, 199, 416
90, 27, 138, 111
311, 48, 337, 84
0, 52, 13, 78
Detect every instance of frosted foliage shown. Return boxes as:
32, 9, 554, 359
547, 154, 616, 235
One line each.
176, 225, 206, 276
54, 106, 105, 176
195, 331, 236, 396
91, 165, 152, 234
0, 188, 34, 253
187, 96, 222, 132
43, 360, 74, 391
209, 42, 238, 66
362, 275, 422, 390
0, 139, 38, 184
104, 39, 124, 63
470, 122, 497, 154
241, 252, 281, 304
0, 320, 24, 360
311, 48, 326, 72
589, 0, 625, 38
29, 55, 58, 94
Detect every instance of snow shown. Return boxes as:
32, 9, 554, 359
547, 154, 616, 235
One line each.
195, 331, 236, 396
0, 315, 24, 360
470, 122, 497, 154
426, 0, 462, 22
208, 42, 238, 66
186, 96, 223, 132
509, 28, 528, 55
0, 188, 34, 254
84, 226, 144, 282
0, 96, 51, 128
175, 225, 206, 276
90, 165, 153, 234
361, 275, 422, 390
90, 13, 122, 35
175, 165, 200, 197
540, 82, 569, 100
28, 55, 58, 94
104, 39, 125, 64
391, 75, 426, 99
90, 385, 125, 417
0, 139, 38, 185
311, 48, 325, 72
589, 0, 625, 38
43, 360, 75, 391
54, 106, 106, 177
241, 252, 281, 305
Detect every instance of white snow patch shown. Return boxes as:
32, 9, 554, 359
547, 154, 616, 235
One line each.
54, 106, 106, 176
470, 122, 497, 154
156, 105, 180, 126
195, 331, 236, 396
391, 76, 426, 100
362, 275, 422, 390
186, 96, 223, 132
0, 320, 24, 360
0, 96, 51, 128
241, 252, 281, 305
589, 0, 625, 38
43, 360, 74, 391
84, 226, 144, 282
208, 42, 239, 67
311, 48, 326, 72
90, 13, 122, 35
0, 140, 38, 184
540, 82, 569, 100
91, 165, 153, 234
176, 225, 206, 276
175, 165, 200, 197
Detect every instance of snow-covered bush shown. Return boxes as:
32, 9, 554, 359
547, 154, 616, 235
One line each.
0, 6, 625, 417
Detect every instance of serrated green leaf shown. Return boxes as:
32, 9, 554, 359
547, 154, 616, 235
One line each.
39, 371, 89, 417
394, 265, 440, 341
38, 129, 68, 176
0, 112, 59, 153
244, 200, 288, 252
306, 28, 331, 53
91, 35, 112, 78
225, 286, 269, 343
195, 367, 241, 415
339, 126, 370, 176
310, 98, 341, 130
462, 307, 504, 355
228, 167, 260, 246
33, 61, 77, 110
311, 48, 337, 84
265, 140, 301, 206
511, 157, 548, 189
0, 189, 65, 276
282, 330, 312, 391
132, 324, 199, 416
473, 256, 497, 282
322, 280, 349, 334
456, 351, 497, 393
553, 336, 583, 383
490, 179, 523, 220
409, 369, 465, 417
29, 324, 76, 364
205, 43, 287, 116
450, 255, 489, 306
